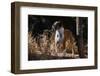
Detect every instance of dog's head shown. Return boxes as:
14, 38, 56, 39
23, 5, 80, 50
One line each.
52, 21, 62, 31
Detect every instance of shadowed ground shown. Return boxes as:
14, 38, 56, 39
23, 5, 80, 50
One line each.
28, 53, 80, 60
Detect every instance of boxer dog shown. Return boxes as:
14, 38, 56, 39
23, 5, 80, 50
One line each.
52, 21, 77, 57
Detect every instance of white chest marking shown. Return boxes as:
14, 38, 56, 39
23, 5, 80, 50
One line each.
55, 27, 64, 44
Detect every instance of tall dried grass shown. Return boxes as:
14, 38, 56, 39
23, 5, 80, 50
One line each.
28, 30, 79, 59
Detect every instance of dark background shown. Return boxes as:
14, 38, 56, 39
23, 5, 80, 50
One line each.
28, 15, 88, 43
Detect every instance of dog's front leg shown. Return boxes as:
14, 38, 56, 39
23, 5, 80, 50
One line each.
55, 43, 58, 56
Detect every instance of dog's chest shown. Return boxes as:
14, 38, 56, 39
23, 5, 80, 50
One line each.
55, 27, 64, 43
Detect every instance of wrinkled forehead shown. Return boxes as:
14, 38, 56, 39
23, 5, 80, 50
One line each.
54, 21, 60, 25
53, 21, 62, 29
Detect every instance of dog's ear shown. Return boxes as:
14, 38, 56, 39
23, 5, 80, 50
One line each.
52, 21, 58, 31
52, 25, 55, 32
